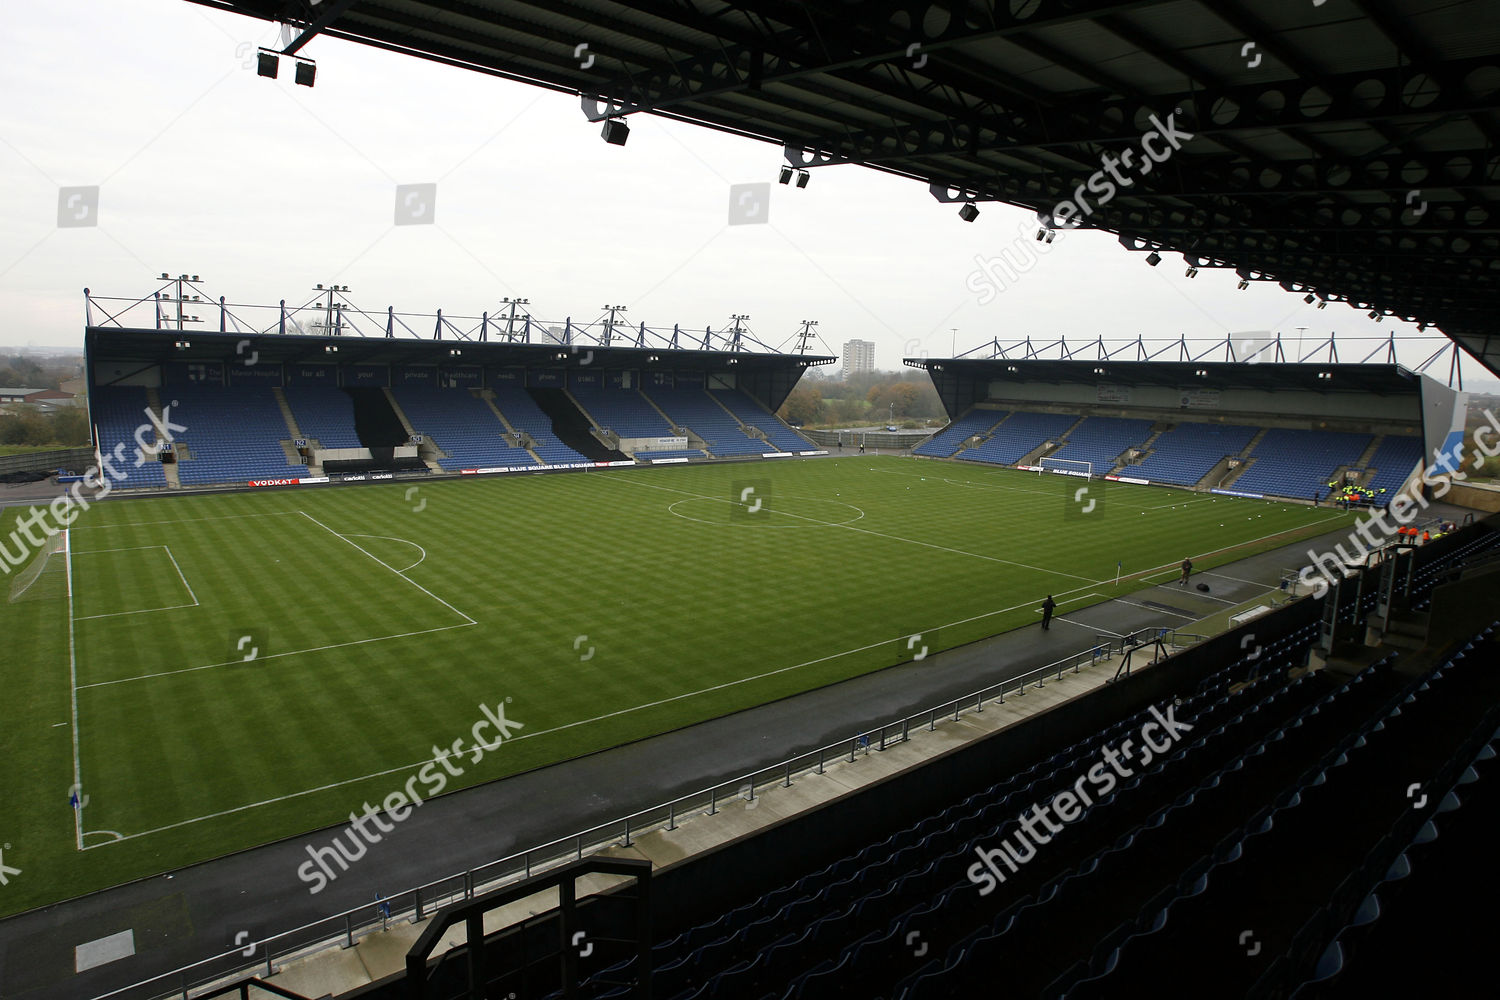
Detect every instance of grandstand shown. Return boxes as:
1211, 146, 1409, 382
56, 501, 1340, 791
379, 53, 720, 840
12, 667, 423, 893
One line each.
171, 385, 308, 485
1045, 415, 1154, 473
708, 388, 816, 453
911, 408, 1005, 458
88, 385, 168, 488
1363, 435, 1427, 496
1230, 428, 1373, 499
644, 385, 766, 456
910, 360, 1451, 504
1129, 422, 1260, 486
390, 387, 536, 472
281, 388, 362, 450
958, 410, 1078, 466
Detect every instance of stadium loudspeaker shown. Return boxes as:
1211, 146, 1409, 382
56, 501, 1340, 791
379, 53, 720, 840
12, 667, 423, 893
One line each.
1145, 251, 1162, 266
256, 50, 279, 78
601, 119, 630, 145
294, 60, 316, 87
958, 202, 979, 222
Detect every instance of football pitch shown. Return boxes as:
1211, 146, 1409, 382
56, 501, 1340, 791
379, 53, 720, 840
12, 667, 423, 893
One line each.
0, 456, 1354, 914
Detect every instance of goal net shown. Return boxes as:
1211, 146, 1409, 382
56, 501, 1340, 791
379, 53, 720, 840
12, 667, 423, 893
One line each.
7, 529, 66, 604
1037, 457, 1093, 480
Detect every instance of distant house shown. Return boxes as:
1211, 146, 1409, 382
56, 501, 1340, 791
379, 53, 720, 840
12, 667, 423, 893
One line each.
25, 389, 79, 409
0, 387, 78, 408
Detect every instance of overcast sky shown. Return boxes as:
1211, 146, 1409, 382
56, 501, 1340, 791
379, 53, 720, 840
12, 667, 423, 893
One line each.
1, 0, 1493, 387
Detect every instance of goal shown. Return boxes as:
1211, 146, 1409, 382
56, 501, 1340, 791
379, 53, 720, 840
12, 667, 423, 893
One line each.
7, 529, 66, 603
1037, 457, 1093, 480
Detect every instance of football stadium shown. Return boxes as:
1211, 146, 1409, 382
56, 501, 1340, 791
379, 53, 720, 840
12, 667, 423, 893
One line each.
4, 2, 1500, 1000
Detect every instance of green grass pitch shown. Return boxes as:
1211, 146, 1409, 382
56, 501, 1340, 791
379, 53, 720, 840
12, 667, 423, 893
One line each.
0, 456, 1354, 914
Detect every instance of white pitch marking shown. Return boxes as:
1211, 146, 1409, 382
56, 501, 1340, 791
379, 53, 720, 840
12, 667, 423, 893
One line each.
75, 622, 477, 691
299, 512, 475, 624
71, 511, 299, 530
345, 533, 429, 572
614, 475, 1098, 583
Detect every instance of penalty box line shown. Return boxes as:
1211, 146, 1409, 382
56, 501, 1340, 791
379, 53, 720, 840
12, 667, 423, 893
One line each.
609, 474, 1098, 585
71, 544, 200, 620
73, 516, 477, 691
81, 582, 1118, 850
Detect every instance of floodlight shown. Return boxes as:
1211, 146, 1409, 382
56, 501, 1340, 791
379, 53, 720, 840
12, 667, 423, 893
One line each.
601, 119, 630, 145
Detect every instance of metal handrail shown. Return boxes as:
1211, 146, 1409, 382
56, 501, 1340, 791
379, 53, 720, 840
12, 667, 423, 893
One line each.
93, 627, 1204, 1000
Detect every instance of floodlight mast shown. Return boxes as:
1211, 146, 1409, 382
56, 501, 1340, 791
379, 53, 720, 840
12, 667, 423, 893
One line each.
157, 273, 205, 332
502, 298, 529, 342
602, 304, 627, 346
729, 314, 750, 352
793, 319, 819, 354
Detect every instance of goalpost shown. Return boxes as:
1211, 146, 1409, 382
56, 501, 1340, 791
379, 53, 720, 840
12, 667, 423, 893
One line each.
1037, 457, 1093, 480
7, 529, 66, 603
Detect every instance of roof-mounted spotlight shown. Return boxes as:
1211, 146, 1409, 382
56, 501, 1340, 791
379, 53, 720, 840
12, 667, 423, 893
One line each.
256, 49, 279, 78
1368, 310, 1379, 319
1006, 365, 1018, 372
174, 340, 191, 349
600, 118, 630, 145
1145, 251, 1162, 267
448, 348, 462, 357
778, 166, 793, 185
1417, 322, 1429, 332
1036, 227, 1055, 243
1317, 371, 1333, 380
294, 59, 316, 87
1304, 293, 1316, 304
1093, 367, 1106, 374
1195, 369, 1209, 377
159, 272, 170, 280
1185, 267, 1199, 279
1237, 280, 1249, 290
958, 202, 979, 223
795, 169, 810, 188
1316, 300, 1327, 310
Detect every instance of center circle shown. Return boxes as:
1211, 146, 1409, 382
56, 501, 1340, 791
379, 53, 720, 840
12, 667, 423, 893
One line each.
667, 495, 866, 527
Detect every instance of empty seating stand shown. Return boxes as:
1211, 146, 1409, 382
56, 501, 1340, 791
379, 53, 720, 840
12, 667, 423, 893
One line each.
1232, 428, 1371, 498
490, 386, 590, 465
708, 389, 815, 452
281, 388, 362, 449
572, 386, 676, 441
645, 387, 766, 456
1047, 416, 1153, 474
1362, 435, 1423, 495
390, 387, 537, 471
959, 411, 1076, 466
1130, 422, 1258, 486
913, 409, 1006, 457
171, 385, 308, 485
90, 385, 168, 488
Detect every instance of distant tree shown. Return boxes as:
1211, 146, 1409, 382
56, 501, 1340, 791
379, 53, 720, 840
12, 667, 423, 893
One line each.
778, 385, 823, 425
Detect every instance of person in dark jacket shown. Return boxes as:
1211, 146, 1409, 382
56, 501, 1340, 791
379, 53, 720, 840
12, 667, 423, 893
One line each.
1041, 594, 1056, 630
